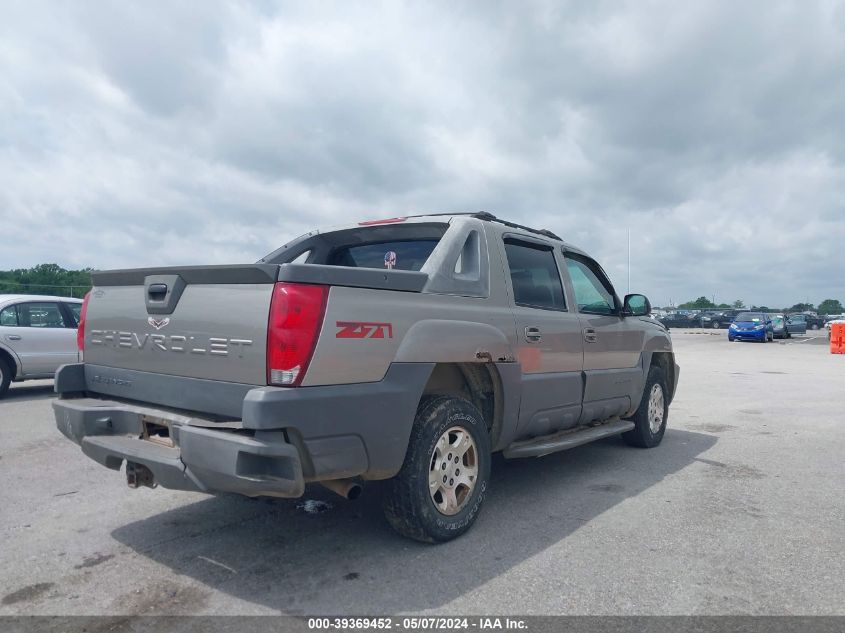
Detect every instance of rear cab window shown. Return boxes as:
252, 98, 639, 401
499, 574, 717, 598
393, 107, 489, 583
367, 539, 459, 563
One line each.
261, 222, 447, 272
328, 240, 439, 271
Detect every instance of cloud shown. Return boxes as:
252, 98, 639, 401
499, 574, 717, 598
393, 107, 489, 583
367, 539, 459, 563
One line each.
1, 0, 843, 307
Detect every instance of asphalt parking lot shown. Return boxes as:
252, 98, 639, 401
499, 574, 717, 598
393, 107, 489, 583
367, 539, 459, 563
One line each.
1, 331, 843, 616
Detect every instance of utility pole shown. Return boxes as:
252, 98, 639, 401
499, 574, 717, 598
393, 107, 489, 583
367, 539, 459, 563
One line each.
627, 228, 630, 295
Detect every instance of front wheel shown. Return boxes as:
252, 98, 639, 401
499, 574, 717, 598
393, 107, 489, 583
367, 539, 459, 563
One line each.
383, 396, 491, 543
712, 321, 721, 329
623, 365, 668, 448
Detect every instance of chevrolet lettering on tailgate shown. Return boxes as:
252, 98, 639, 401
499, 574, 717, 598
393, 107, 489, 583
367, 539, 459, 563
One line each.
89, 330, 254, 356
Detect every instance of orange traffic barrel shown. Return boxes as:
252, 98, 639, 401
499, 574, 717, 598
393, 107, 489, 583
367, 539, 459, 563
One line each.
831, 323, 845, 354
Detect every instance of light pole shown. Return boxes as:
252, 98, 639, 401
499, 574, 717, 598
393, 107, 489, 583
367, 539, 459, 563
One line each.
627, 228, 630, 295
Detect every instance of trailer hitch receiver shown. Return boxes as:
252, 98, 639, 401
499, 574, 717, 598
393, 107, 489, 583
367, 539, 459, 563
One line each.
126, 462, 157, 489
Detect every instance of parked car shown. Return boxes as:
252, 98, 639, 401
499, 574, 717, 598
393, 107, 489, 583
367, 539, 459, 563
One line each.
658, 312, 696, 329
789, 312, 825, 330
0, 294, 83, 397
767, 313, 792, 339
698, 309, 740, 329
728, 311, 774, 342
783, 314, 809, 336
53, 212, 679, 543
785, 314, 807, 336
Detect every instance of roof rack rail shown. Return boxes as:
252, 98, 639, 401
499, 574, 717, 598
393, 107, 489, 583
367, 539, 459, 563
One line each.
399, 211, 562, 241
469, 212, 562, 241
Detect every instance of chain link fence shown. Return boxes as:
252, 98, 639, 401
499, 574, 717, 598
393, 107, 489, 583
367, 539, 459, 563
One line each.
0, 282, 92, 299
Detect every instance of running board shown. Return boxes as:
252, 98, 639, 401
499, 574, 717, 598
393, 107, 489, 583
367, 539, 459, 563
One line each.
503, 418, 635, 459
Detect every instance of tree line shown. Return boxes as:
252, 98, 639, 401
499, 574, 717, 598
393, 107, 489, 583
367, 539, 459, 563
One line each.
674, 296, 844, 315
0, 264, 92, 299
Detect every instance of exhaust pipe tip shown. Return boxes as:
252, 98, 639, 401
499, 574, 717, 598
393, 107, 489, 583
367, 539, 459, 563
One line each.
320, 478, 363, 500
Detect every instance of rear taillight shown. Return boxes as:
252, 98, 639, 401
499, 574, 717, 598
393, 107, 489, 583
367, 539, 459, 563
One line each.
77, 291, 91, 354
267, 283, 328, 386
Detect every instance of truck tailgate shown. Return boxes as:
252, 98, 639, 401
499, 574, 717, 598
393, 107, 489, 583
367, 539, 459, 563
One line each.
84, 266, 276, 385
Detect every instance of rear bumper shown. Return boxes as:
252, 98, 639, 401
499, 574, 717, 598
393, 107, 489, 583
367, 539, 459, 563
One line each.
54, 398, 306, 497
53, 362, 434, 496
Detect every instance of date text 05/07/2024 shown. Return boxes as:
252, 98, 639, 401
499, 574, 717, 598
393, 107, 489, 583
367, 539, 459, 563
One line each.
307, 617, 528, 631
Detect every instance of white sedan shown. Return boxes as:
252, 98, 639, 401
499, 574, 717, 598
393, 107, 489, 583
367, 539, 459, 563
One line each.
0, 294, 83, 398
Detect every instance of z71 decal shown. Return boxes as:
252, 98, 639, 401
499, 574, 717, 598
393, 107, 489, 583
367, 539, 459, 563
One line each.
336, 321, 394, 339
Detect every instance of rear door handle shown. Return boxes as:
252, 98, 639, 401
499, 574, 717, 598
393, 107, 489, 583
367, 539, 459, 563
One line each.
5, 334, 21, 341
524, 326, 542, 342
584, 328, 597, 343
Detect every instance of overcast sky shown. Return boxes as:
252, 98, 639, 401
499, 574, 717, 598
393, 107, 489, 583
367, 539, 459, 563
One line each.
2, 1, 843, 307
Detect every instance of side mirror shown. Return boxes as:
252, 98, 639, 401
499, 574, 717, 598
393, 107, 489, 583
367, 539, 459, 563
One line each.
622, 294, 651, 317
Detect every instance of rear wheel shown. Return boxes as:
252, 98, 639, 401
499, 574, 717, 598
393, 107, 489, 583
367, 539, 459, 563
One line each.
383, 396, 491, 543
0, 357, 12, 399
623, 365, 668, 448
712, 321, 720, 329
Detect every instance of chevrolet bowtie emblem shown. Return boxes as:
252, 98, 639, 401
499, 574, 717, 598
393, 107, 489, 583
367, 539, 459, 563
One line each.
147, 317, 171, 330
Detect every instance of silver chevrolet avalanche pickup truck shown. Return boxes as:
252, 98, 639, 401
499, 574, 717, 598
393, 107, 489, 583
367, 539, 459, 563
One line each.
54, 213, 679, 543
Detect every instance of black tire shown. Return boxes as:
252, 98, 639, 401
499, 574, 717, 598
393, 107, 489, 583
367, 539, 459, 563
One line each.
0, 357, 12, 399
383, 396, 491, 543
623, 365, 668, 448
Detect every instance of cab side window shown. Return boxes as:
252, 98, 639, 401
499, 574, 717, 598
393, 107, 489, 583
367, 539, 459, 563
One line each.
503, 239, 567, 311
0, 305, 18, 326
565, 257, 617, 315
16, 302, 68, 328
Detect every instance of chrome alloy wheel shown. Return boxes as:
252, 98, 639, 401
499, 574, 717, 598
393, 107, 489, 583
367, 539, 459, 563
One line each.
428, 426, 478, 516
647, 383, 665, 434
